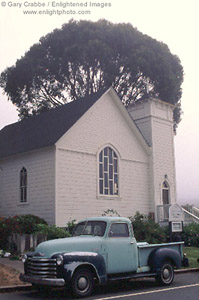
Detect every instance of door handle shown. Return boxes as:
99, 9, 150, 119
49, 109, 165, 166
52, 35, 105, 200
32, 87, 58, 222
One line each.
130, 241, 134, 244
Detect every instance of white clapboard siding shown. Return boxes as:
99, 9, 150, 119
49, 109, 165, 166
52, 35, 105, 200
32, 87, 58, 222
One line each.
0, 147, 56, 224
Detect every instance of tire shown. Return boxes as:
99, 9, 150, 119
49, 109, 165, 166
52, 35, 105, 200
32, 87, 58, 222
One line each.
72, 268, 94, 298
156, 262, 174, 286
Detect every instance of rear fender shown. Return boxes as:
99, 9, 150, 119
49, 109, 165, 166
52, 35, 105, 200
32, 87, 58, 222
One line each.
148, 248, 182, 272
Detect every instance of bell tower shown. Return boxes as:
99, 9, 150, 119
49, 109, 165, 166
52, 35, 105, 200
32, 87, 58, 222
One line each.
127, 98, 176, 221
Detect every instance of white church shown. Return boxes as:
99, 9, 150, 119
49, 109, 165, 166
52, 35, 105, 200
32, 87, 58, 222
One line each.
0, 87, 176, 226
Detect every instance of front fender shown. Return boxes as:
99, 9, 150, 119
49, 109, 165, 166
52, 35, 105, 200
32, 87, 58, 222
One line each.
148, 248, 182, 272
55, 252, 107, 284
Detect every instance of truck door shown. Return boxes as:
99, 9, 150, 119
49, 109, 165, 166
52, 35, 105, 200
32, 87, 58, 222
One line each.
106, 222, 138, 274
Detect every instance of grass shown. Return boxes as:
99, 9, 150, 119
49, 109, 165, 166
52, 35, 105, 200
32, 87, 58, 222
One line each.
183, 247, 199, 268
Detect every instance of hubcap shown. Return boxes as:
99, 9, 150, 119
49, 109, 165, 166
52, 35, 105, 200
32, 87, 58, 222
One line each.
163, 268, 170, 279
77, 277, 88, 291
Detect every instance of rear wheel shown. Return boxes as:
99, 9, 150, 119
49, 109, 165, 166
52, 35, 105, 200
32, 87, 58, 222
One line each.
156, 262, 174, 286
72, 268, 94, 298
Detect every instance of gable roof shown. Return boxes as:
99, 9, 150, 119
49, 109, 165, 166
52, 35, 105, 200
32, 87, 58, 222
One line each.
107, 88, 151, 155
0, 88, 108, 159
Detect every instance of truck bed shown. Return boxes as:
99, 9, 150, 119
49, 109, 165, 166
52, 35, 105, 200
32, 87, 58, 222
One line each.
137, 241, 184, 269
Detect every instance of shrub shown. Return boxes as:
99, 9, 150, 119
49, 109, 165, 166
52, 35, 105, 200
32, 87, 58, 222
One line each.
102, 209, 121, 217
13, 214, 48, 234
181, 223, 199, 247
36, 224, 70, 240
0, 214, 47, 249
129, 212, 167, 244
0, 217, 11, 249
129, 212, 199, 247
66, 219, 76, 235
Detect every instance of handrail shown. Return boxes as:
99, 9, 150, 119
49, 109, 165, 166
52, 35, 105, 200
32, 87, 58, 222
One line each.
182, 205, 199, 218
182, 208, 199, 223
192, 206, 199, 215
193, 206, 199, 211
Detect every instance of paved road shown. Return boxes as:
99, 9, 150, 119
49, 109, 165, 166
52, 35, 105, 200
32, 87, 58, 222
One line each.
0, 272, 198, 300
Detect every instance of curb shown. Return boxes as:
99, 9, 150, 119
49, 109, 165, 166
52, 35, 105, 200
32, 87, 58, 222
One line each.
0, 284, 32, 293
0, 268, 198, 293
175, 267, 199, 273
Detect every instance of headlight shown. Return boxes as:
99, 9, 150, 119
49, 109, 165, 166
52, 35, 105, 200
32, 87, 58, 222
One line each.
21, 254, 27, 263
56, 255, 63, 266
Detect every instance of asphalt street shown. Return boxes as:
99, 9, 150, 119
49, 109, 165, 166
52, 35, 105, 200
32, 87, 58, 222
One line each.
0, 272, 198, 300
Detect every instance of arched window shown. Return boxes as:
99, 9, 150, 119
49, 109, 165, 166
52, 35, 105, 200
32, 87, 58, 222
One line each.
20, 167, 27, 202
162, 180, 170, 220
99, 146, 119, 196
162, 180, 170, 205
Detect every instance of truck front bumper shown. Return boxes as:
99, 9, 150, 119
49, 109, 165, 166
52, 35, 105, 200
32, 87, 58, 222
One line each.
20, 273, 65, 287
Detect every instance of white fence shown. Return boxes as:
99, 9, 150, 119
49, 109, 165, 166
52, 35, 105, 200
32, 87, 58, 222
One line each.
8, 233, 47, 253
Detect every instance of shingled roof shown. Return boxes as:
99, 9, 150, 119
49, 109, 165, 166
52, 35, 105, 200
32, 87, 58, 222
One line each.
0, 88, 108, 159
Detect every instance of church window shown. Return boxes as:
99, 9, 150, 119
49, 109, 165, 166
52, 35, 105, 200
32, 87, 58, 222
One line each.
20, 167, 27, 202
99, 147, 119, 196
162, 181, 170, 205
162, 180, 170, 220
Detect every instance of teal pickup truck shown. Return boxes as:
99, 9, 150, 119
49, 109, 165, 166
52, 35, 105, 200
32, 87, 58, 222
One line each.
20, 217, 186, 297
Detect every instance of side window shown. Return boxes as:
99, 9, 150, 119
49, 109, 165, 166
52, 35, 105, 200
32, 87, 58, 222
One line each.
20, 167, 27, 203
108, 223, 129, 238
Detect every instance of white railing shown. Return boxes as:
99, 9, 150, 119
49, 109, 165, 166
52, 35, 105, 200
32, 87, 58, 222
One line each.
157, 204, 199, 224
193, 206, 199, 217
182, 207, 199, 224
182, 205, 199, 218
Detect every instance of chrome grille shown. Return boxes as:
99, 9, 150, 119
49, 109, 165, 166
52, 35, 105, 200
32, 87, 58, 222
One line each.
27, 258, 57, 278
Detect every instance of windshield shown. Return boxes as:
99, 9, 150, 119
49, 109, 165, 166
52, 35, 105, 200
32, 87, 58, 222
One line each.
73, 221, 107, 237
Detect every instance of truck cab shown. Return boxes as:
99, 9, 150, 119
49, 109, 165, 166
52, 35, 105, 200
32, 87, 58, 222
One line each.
73, 217, 138, 274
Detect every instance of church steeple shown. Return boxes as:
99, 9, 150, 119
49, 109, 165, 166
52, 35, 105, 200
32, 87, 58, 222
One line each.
127, 97, 176, 221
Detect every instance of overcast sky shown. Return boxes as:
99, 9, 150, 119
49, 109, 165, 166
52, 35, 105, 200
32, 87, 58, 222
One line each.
0, 0, 199, 206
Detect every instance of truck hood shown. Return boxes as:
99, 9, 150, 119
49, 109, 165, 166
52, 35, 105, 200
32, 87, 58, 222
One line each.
35, 236, 103, 258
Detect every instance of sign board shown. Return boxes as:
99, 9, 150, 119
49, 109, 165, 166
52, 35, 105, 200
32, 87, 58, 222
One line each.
169, 203, 184, 222
171, 221, 183, 232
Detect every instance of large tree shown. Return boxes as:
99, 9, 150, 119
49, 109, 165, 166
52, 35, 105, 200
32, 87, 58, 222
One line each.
0, 19, 183, 129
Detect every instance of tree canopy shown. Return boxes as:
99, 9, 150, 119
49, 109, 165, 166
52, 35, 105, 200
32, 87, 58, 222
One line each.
0, 19, 183, 129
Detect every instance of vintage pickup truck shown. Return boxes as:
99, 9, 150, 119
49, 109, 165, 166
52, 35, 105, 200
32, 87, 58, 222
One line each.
20, 217, 186, 297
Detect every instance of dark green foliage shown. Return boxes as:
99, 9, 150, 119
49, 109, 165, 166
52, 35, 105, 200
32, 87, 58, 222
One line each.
0, 19, 183, 130
129, 212, 199, 247
102, 209, 121, 217
181, 223, 199, 247
0, 214, 47, 249
0, 215, 74, 250
66, 219, 76, 235
35, 224, 69, 240
12, 214, 48, 234
0, 217, 11, 249
129, 212, 167, 244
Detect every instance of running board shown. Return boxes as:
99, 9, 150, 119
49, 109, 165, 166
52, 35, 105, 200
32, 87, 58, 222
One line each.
108, 272, 157, 282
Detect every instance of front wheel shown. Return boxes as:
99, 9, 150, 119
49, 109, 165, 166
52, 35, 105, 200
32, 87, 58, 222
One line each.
156, 262, 174, 286
72, 269, 94, 298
